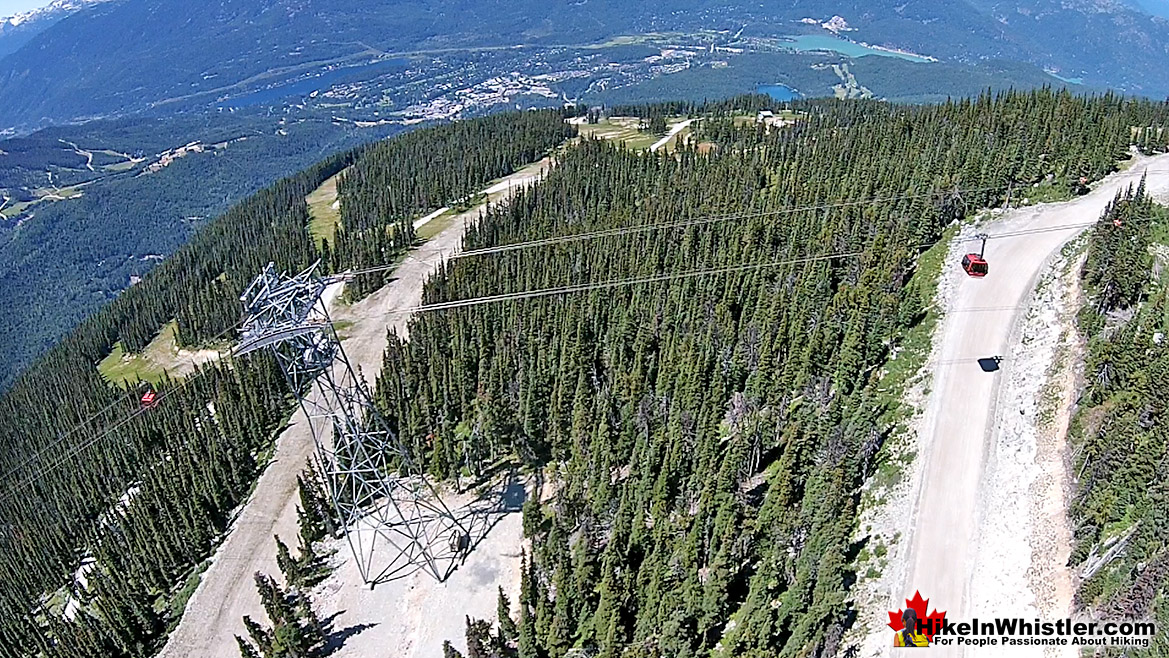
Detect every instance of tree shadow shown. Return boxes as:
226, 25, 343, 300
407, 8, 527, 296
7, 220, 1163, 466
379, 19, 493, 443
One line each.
321, 620, 378, 656
455, 457, 520, 494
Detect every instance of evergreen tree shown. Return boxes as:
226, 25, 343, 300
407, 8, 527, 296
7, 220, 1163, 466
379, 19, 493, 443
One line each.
275, 535, 302, 588
518, 554, 539, 658
243, 616, 273, 657
465, 616, 495, 658
497, 586, 518, 645
237, 635, 262, 658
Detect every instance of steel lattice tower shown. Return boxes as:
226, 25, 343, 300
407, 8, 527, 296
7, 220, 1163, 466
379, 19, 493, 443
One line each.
237, 261, 469, 585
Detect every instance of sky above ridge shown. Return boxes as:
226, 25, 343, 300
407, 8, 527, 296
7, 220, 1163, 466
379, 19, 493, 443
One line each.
0, 1, 51, 17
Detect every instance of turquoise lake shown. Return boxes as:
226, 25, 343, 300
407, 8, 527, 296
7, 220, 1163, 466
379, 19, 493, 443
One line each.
781, 35, 933, 63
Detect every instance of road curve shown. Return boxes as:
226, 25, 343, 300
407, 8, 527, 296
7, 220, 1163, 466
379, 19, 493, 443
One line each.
899, 154, 1169, 655
158, 160, 548, 658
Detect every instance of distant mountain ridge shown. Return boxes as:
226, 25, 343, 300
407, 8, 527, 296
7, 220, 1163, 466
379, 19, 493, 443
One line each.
955, 0, 1169, 93
0, 0, 113, 57
0, 0, 1166, 133
1130, 0, 1169, 18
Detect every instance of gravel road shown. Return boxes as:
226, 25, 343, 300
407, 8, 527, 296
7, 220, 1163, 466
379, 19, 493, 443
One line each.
898, 154, 1169, 656
157, 159, 548, 658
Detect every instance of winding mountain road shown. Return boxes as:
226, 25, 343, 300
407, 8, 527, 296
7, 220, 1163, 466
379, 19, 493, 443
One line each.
899, 153, 1169, 655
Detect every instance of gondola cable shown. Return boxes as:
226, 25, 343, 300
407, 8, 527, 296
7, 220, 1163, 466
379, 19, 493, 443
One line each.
2, 187, 1161, 500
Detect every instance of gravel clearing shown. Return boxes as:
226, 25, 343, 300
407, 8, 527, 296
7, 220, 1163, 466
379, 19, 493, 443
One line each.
312, 473, 531, 657
965, 238, 1084, 658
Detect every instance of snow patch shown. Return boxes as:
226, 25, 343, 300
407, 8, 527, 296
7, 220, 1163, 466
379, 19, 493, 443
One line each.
1, 0, 113, 28
823, 16, 854, 33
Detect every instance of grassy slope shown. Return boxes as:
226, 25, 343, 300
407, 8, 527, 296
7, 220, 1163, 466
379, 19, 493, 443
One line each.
577, 116, 692, 151
306, 172, 343, 245
97, 320, 223, 386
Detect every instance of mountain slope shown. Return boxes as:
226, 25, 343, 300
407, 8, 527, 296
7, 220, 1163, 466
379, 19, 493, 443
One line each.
1132, 0, 1169, 17
0, 0, 702, 130
961, 0, 1169, 92
0, 0, 114, 58
0, 111, 401, 388
1, 0, 1168, 132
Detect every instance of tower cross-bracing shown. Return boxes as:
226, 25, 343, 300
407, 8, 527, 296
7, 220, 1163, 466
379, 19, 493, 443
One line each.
236, 261, 468, 585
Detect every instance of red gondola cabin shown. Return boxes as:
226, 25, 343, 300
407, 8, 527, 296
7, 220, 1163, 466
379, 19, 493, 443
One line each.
962, 253, 988, 277
140, 389, 158, 408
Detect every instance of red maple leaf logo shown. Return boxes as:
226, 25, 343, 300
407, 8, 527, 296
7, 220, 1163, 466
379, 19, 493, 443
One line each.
888, 591, 947, 642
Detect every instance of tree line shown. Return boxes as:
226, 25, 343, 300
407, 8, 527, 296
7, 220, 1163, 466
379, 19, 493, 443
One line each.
1070, 182, 1169, 656
330, 109, 575, 299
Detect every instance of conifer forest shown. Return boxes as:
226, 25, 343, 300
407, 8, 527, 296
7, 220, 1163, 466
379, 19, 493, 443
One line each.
1072, 185, 1169, 654
375, 91, 1169, 657
1, 90, 1169, 658
0, 110, 574, 658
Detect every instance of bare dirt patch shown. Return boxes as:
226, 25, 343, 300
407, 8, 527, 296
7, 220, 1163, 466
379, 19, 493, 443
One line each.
965, 238, 1084, 658
312, 472, 531, 657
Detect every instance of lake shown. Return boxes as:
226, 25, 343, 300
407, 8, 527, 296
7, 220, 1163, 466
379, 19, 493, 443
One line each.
757, 84, 798, 101
781, 35, 934, 63
1048, 73, 1084, 85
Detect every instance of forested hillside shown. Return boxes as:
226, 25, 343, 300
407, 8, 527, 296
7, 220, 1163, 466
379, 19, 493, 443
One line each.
333, 111, 574, 299
3, 90, 1169, 658
1070, 185, 1169, 653
0, 113, 402, 390
372, 91, 1169, 657
0, 110, 573, 658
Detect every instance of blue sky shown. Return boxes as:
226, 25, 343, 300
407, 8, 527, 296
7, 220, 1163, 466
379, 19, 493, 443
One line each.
1134, 0, 1169, 18
0, 0, 51, 16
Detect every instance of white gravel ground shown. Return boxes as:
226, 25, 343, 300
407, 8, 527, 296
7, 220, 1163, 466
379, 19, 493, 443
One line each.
852, 153, 1169, 657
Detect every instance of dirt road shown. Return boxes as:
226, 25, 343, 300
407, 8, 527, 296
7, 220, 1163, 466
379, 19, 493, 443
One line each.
158, 159, 548, 658
650, 118, 693, 152
897, 154, 1169, 655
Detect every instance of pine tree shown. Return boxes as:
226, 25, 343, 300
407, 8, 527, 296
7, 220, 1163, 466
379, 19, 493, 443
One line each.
275, 535, 302, 588
465, 616, 495, 658
497, 586, 518, 645
243, 616, 273, 657
247, 570, 324, 658
296, 471, 331, 546
237, 635, 262, 658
